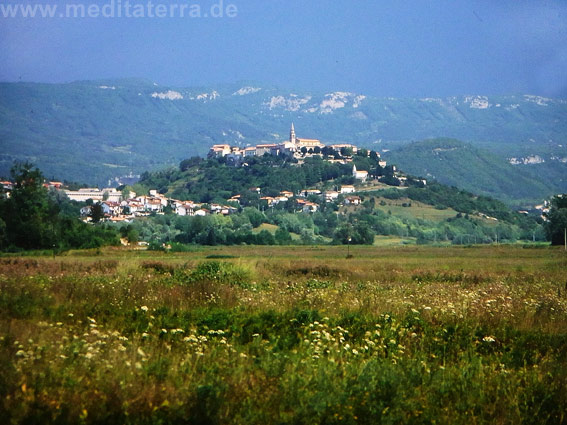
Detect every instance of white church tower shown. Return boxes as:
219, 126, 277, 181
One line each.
290, 123, 296, 145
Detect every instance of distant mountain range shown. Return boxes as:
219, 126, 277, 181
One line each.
1, 78, 565, 204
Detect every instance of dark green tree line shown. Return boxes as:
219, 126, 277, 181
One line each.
545, 195, 567, 246
0, 162, 118, 251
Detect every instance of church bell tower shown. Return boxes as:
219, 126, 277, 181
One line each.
290, 123, 296, 145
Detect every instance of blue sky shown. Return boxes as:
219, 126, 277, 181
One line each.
1, 0, 566, 97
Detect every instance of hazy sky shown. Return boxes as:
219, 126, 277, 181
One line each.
1, 0, 566, 97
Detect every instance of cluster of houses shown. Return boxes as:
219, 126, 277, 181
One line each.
242, 184, 362, 214
64, 184, 364, 221
1, 180, 65, 196
208, 123, 387, 169
1, 166, 365, 224
68, 189, 239, 222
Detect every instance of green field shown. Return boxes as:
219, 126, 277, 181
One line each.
1, 245, 566, 424
372, 197, 461, 222
373, 235, 417, 246
344, 196, 482, 224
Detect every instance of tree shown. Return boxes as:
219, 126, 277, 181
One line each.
0, 162, 58, 249
374, 164, 384, 177
333, 222, 375, 245
0, 217, 7, 250
180, 156, 203, 172
275, 227, 292, 245
545, 195, 567, 245
121, 187, 131, 201
322, 146, 336, 157
205, 227, 219, 246
0, 162, 119, 252
120, 224, 139, 244
354, 222, 375, 245
131, 183, 149, 196
333, 224, 354, 245
243, 207, 265, 228
256, 229, 275, 245
90, 203, 105, 223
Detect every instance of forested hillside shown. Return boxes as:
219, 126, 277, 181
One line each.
383, 139, 558, 205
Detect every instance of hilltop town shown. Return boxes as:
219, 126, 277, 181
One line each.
56, 125, 428, 222
208, 123, 388, 169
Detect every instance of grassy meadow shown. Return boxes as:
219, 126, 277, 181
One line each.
1, 245, 566, 424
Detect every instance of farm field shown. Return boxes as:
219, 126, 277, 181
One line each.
1, 245, 566, 424
371, 197, 462, 222
342, 195, 493, 225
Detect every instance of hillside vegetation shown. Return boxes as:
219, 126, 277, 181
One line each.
383, 139, 558, 204
125, 157, 543, 247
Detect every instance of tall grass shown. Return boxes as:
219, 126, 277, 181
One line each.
1, 246, 566, 424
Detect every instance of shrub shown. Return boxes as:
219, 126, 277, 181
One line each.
286, 265, 340, 278
187, 261, 251, 287
141, 261, 176, 274
305, 279, 333, 289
